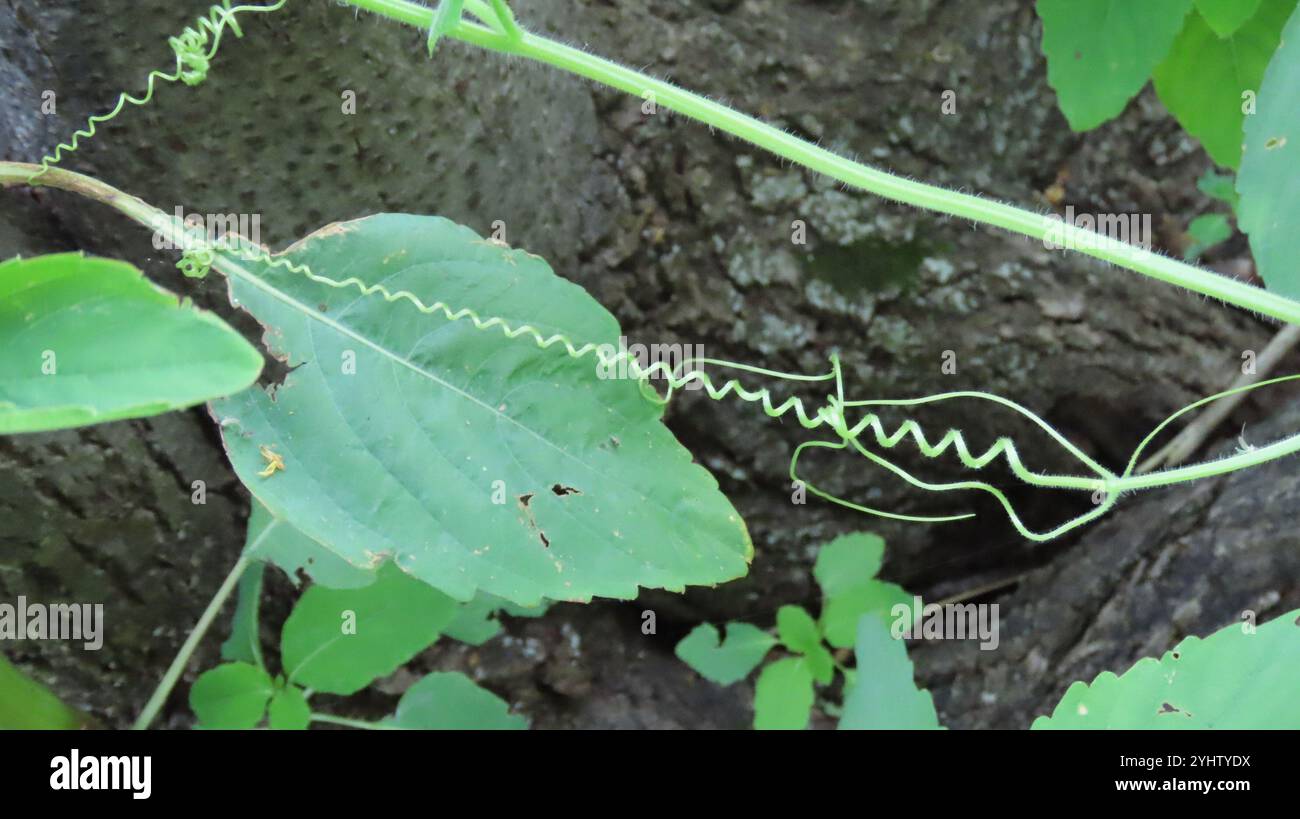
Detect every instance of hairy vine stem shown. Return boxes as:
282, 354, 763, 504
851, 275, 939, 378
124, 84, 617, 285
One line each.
338, 0, 1300, 328
132, 551, 257, 730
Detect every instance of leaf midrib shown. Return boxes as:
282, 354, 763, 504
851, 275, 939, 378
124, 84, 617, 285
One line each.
223, 253, 584, 466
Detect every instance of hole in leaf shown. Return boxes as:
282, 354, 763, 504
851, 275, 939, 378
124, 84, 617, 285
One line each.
518, 493, 534, 509
1265, 136, 1287, 150
551, 484, 581, 497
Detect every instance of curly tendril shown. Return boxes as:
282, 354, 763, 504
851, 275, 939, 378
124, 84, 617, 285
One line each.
27, 1, 288, 183
178, 246, 217, 279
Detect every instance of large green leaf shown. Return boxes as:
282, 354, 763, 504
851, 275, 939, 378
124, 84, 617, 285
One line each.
1153, 2, 1297, 169
279, 561, 459, 695
1238, 2, 1300, 298
675, 622, 776, 685
384, 672, 527, 730
1033, 608, 1300, 729
1195, 0, 1264, 37
211, 214, 751, 606
838, 615, 941, 730
0, 253, 261, 434
1037, 0, 1194, 130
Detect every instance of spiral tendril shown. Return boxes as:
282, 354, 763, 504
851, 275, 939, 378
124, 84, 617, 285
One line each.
27, 1, 288, 183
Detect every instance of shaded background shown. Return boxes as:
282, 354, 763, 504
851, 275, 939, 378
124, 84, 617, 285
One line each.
2, 0, 1297, 728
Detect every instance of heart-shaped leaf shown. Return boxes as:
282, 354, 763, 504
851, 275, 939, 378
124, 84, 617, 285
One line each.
675, 622, 776, 686
211, 214, 751, 605
267, 686, 311, 730
188, 662, 274, 729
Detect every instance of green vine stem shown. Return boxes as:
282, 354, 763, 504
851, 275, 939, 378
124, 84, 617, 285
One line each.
310, 713, 396, 730
129, 519, 281, 729
132, 554, 252, 730
339, 0, 1300, 328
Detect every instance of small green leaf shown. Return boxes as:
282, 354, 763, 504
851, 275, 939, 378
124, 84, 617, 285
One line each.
280, 562, 459, 695
443, 595, 505, 645
1196, 168, 1240, 209
812, 532, 912, 649
219, 562, 265, 666
776, 605, 821, 653
385, 672, 526, 730
776, 605, 833, 683
812, 532, 885, 597
675, 622, 776, 685
189, 662, 274, 729
1153, 2, 1297, 169
1184, 213, 1234, 260
1195, 0, 1264, 37
0, 253, 262, 434
1238, 2, 1300, 298
267, 686, 311, 730
753, 657, 814, 730
426, 0, 464, 56
1033, 608, 1300, 729
1037, 0, 1195, 130
440, 592, 546, 645
838, 615, 942, 730
820, 581, 913, 650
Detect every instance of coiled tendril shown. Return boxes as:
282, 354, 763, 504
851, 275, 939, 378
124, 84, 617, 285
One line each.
27, 1, 288, 183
